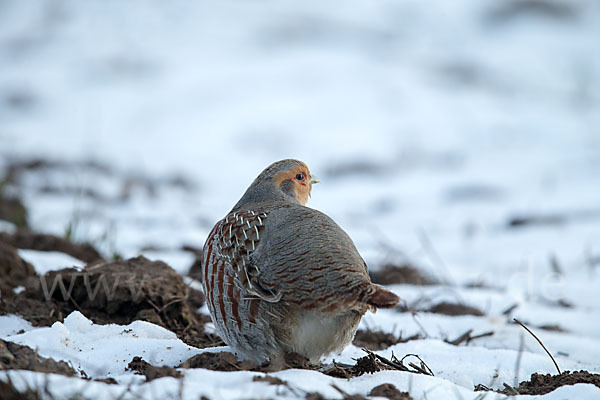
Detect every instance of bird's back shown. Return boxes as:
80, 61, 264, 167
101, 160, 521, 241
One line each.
250, 203, 373, 313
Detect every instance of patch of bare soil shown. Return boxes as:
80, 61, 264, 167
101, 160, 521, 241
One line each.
426, 302, 484, 316
304, 392, 328, 400
0, 288, 69, 327
507, 214, 565, 228
309, 382, 400, 400
0, 239, 97, 326
0, 195, 28, 229
369, 264, 437, 286
29, 257, 190, 323
505, 371, 600, 395
306, 390, 366, 400
538, 324, 566, 332
0, 231, 102, 263
0, 339, 76, 376
43, 257, 213, 346
177, 347, 434, 381
0, 241, 36, 297
127, 356, 181, 381
252, 375, 287, 386
179, 351, 261, 372
353, 329, 421, 351
486, 0, 579, 25
178, 351, 328, 374
281, 351, 313, 370
369, 384, 413, 400
506, 210, 600, 230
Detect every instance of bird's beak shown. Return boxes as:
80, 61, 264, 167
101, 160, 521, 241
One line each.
310, 174, 320, 184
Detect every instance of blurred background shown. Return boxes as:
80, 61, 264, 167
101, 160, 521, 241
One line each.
0, 0, 599, 290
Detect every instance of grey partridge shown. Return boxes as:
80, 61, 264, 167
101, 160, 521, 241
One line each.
201, 159, 399, 365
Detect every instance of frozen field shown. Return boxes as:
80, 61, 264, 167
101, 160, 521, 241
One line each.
1, 0, 599, 398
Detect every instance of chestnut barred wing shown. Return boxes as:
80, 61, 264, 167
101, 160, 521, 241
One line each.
203, 209, 281, 307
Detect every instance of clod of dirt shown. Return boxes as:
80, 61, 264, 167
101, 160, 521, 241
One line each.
0, 339, 76, 376
94, 377, 118, 384
180, 351, 312, 373
354, 354, 391, 374
127, 356, 181, 381
0, 231, 102, 263
0, 242, 35, 296
0, 195, 28, 229
5, 256, 216, 347
0, 289, 68, 327
179, 351, 260, 372
331, 384, 368, 400
507, 214, 565, 229
306, 390, 367, 400
556, 298, 574, 308
538, 324, 566, 332
426, 302, 484, 316
305, 393, 327, 400
324, 353, 396, 379
137, 308, 167, 325
369, 384, 413, 400
252, 375, 287, 386
283, 352, 313, 370
369, 264, 437, 286
507, 370, 600, 395
353, 329, 421, 351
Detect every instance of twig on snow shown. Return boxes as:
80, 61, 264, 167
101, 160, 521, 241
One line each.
513, 318, 561, 375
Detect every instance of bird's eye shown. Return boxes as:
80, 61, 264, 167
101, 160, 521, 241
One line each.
295, 173, 305, 181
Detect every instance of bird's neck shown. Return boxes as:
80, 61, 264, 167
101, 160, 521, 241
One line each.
231, 182, 299, 212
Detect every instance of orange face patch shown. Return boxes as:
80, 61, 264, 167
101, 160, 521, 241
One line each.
272, 163, 313, 205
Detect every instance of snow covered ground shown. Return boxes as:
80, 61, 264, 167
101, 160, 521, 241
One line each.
1, 0, 599, 398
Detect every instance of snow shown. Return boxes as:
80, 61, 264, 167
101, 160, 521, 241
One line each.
3, 312, 204, 379
12, 286, 24, 294
0, 315, 35, 337
2, 310, 598, 398
17, 249, 86, 274
1, 0, 600, 398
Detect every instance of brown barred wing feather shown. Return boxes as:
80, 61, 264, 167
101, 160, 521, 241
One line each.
214, 210, 281, 302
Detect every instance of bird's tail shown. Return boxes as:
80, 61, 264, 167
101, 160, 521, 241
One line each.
366, 284, 400, 308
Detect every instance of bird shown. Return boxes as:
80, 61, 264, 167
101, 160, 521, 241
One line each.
201, 159, 399, 366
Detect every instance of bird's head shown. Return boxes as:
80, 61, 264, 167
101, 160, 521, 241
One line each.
250, 159, 319, 206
